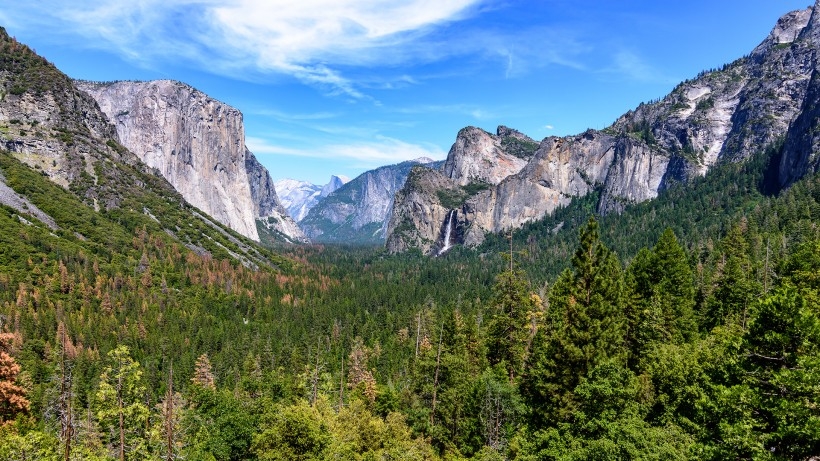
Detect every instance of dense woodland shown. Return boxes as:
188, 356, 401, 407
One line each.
1, 121, 820, 461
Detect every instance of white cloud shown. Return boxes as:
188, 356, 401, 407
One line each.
247, 135, 446, 167
11, 0, 483, 98
249, 109, 340, 121
394, 103, 493, 120
8, 0, 597, 98
545, 125, 554, 130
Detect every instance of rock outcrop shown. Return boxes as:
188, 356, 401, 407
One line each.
443, 126, 532, 186
77, 79, 305, 243
387, 3, 820, 254
385, 166, 462, 254
245, 150, 309, 243
301, 158, 438, 244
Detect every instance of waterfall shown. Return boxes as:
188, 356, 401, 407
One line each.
437, 210, 457, 256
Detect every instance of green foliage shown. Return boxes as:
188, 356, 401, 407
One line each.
522, 218, 626, 426
461, 180, 492, 197
437, 188, 468, 210
486, 268, 538, 380
626, 228, 696, 366
93, 345, 150, 460
500, 136, 539, 159
253, 400, 328, 460
0, 28, 70, 97
186, 386, 258, 460
0, 424, 61, 460
625, 119, 657, 145
703, 223, 761, 330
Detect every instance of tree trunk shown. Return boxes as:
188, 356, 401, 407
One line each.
118, 372, 125, 461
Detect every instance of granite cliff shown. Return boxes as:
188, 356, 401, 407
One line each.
275, 175, 349, 222
0, 28, 280, 267
387, 3, 820, 254
301, 158, 437, 244
77, 80, 306, 243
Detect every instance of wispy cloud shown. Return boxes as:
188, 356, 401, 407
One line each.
9, 0, 484, 98
604, 49, 677, 84
248, 109, 341, 121
394, 103, 494, 120
7, 0, 599, 99
247, 135, 446, 167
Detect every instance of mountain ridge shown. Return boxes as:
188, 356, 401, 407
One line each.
386, 3, 820, 255
275, 174, 349, 222
300, 158, 439, 244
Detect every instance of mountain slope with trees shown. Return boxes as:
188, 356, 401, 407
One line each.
1, 7, 820, 461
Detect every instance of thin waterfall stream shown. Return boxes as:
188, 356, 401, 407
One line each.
437, 209, 456, 256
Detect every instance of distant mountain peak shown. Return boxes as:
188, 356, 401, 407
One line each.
321, 175, 350, 197
275, 174, 351, 223
411, 157, 436, 164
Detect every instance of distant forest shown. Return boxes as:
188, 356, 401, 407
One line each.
2, 133, 820, 459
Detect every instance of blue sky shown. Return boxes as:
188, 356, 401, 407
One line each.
0, 1, 812, 185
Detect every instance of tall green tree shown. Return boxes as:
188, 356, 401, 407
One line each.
522, 217, 626, 426
627, 228, 697, 366
739, 241, 820, 458
92, 345, 150, 461
704, 224, 760, 330
486, 267, 539, 381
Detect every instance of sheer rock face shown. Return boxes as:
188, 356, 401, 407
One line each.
301, 159, 433, 244
780, 5, 820, 186
245, 149, 308, 243
77, 80, 304, 243
443, 126, 529, 186
387, 4, 820, 253
385, 166, 462, 255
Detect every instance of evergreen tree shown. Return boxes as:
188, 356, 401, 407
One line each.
522, 217, 626, 426
740, 241, 820, 458
703, 224, 761, 330
486, 267, 539, 381
92, 345, 150, 461
626, 228, 697, 366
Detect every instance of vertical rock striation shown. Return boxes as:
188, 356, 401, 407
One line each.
77, 80, 305, 243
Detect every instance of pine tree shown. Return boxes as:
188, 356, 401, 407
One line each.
93, 345, 149, 461
486, 267, 538, 381
740, 241, 820, 457
626, 228, 697, 366
704, 224, 760, 330
522, 217, 626, 425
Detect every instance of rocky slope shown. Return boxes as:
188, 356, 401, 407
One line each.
301, 158, 437, 244
387, 3, 820, 254
443, 126, 533, 186
0, 28, 281, 267
76, 79, 306, 244
275, 175, 349, 222
245, 150, 309, 243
